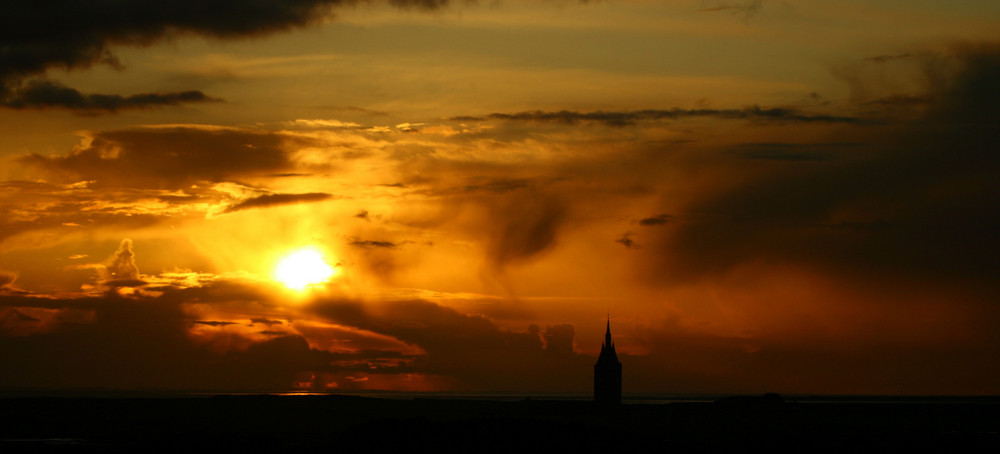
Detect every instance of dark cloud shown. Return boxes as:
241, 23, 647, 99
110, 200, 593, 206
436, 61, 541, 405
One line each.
327, 350, 420, 374
0, 290, 327, 390
222, 192, 334, 214
864, 52, 922, 64
450, 106, 867, 127
462, 178, 533, 194
387, 0, 450, 9
194, 320, 238, 327
643, 44, 1000, 284
347, 238, 403, 279
486, 192, 567, 269
0, 286, 594, 392
700, 1, 765, 20
354, 210, 371, 221
320, 105, 391, 116
626, 325, 1000, 395
268, 172, 314, 178
250, 318, 284, 327
615, 232, 640, 250
726, 142, 865, 162
20, 127, 307, 188
407, 175, 568, 270
934, 43, 1000, 123
2, 80, 217, 114
543, 324, 575, 356
420, 177, 542, 198
0, 0, 452, 113
311, 298, 589, 391
11, 309, 40, 323
861, 95, 933, 108
638, 214, 673, 226
348, 239, 398, 249
0, 271, 16, 289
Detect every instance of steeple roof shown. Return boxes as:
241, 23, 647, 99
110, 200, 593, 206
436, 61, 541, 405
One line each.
597, 316, 619, 364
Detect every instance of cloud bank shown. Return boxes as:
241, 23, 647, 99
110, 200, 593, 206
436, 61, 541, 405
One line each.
0, 0, 452, 113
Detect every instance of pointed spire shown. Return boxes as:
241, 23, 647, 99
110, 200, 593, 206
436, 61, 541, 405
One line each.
595, 314, 622, 406
605, 315, 612, 348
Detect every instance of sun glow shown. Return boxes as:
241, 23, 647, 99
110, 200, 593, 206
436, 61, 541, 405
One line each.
275, 248, 336, 290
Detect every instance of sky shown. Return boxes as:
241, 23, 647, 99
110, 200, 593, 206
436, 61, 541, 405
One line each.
2, 0, 999, 395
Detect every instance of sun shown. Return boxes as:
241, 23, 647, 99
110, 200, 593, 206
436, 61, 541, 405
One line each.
274, 247, 336, 290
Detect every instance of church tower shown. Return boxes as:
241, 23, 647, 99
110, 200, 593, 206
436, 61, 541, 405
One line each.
594, 318, 622, 406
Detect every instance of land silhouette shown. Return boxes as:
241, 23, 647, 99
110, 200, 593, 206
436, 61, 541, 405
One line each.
1, 322, 998, 452
2, 393, 999, 452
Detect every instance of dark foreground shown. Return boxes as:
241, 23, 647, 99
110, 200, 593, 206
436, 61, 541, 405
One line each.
2, 394, 998, 452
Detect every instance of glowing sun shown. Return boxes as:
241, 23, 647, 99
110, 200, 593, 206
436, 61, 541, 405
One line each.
275, 248, 336, 290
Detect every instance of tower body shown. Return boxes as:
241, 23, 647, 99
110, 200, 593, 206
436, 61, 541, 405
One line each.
594, 320, 622, 406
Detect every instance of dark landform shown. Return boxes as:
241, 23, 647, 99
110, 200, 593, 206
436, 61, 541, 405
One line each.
2, 393, 999, 452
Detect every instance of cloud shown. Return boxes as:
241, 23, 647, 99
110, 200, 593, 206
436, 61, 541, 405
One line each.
543, 324, 575, 356
450, 106, 867, 127
194, 320, 238, 327
0, 281, 348, 391
861, 95, 933, 108
250, 318, 284, 327
1, 80, 217, 114
10, 309, 39, 323
726, 142, 863, 162
104, 239, 141, 283
622, 311, 1000, 395
615, 232, 640, 249
461, 178, 533, 194
863, 52, 922, 64
0, 271, 16, 289
485, 191, 567, 269
0, 180, 216, 246
311, 298, 590, 391
387, 0, 450, 9
20, 127, 307, 188
700, 1, 765, 20
354, 210, 371, 221
221, 192, 334, 214
641, 43, 1000, 285
638, 214, 673, 226
0, 282, 592, 392
349, 239, 398, 249
0, 0, 453, 114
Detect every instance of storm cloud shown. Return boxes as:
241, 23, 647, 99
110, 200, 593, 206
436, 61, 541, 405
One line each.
0, 0, 452, 112
643, 44, 1000, 285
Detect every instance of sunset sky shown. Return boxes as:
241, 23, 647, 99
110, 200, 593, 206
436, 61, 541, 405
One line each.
2, 0, 999, 395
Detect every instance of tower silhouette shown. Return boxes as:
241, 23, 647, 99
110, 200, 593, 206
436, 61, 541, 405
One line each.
594, 318, 622, 406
